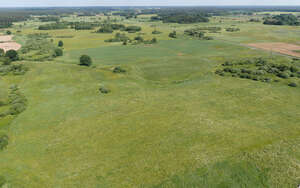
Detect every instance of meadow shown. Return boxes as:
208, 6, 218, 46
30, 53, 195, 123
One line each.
0, 8, 299, 188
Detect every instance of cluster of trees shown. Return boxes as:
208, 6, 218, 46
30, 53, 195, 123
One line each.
0, 19, 13, 28
196, 27, 222, 33
105, 33, 129, 43
152, 13, 209, 24
215, 58, 300, 87
38, 22, 68, 30
132, 36, 157, 45
97, 24, 141, 34
249, 18, 261, 22
184, 28, 214, 40
124, 26, 141, 33
20, 33, 63, 61
0, 62, 28, 76
69, 22, 101, 30
112, 11, 137, 19
225, 27, 240, 32
263, 14, 300, 26
39, 16, 60, 22
0, 11, 30, 28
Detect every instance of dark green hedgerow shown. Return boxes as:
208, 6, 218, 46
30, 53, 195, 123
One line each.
215, 58, 300, 87
0, 85, 27, 117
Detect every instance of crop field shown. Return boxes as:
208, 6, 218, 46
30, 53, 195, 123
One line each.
0, 6, 299, 188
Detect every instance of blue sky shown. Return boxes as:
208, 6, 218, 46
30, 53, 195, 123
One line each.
1, 0, 300, 7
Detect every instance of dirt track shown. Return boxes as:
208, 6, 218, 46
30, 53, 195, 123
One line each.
247, 42, 300, 57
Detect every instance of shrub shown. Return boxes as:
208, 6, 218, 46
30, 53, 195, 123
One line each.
5, 50, 18, 61
110, 24, 125, 30
99, 87, 110, 94
169, 31, 177, 38
226, 28, 240, 32
125, 26, 141, 33
152, 30, 162, 34
7, 85, 27, 115
54, 48, 63, 57
288, 82, 297, 87
6, 30, 11, 35
0, 49, 4, 57
134, 36, 144, 42
1, 57, 12, 65
151, 38, 157, 43
202, 36, 213, 40
79, 55, 92, 66
277, 72, 289, 79
58, 40, 64, 47
0, 176, 6, 187
290, 66, 299, 73
97, 26, 113, 33
0, 134, 8, 151
113, 66, 126, 73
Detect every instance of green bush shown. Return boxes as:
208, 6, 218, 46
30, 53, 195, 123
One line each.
99, 87, 110, 94
113, 66, 126, 73
97, 26, 113, 33
0, 176, 6, 187
54, 48, 63, 57
277, 72, 289, 79
79, 55, 92, 66
226, 28, 240, 32
125, 26, 141, 33
152, 30, 162, 34
288, 82, 297, 87
169, 31, 177, 38
7, 85, 27, 115
0, 49, 4, 57
0, 134, 8, 151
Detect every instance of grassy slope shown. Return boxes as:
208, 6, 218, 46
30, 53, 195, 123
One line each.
0, 15, 299, 187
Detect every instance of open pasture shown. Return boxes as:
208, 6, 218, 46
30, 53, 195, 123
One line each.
0, 6, 300, 188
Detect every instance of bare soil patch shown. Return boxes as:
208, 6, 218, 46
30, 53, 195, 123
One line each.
0, 35, 21, 52
0, 42, 22, 52
0, 35, 13, 42
247, 42, 300, 57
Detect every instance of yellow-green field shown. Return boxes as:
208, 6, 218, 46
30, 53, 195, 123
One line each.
0, 11, 300, 188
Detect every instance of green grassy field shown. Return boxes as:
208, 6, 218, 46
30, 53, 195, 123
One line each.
0, 12, 300, 188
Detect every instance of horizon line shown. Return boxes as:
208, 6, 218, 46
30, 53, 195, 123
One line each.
1, 5, 300, 8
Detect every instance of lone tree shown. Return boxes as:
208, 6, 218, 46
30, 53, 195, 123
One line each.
79, 55, 92, 66
5, 50, 18, 61
58, 40, 64, 47
6, 30, 11, 35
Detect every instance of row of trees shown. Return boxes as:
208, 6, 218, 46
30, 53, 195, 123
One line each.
97, 24, 142, 33
38, 22, 68, 30
151, 13, 209, 24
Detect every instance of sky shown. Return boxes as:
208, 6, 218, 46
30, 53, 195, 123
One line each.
1, 0, 300, 7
